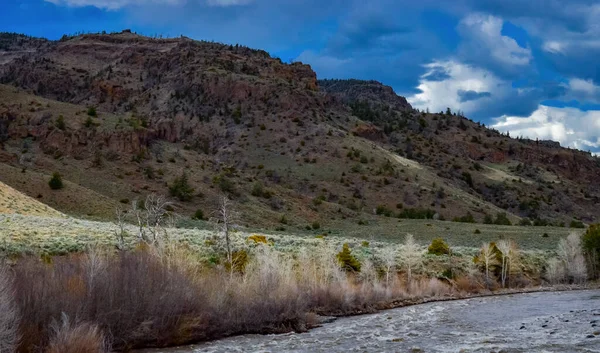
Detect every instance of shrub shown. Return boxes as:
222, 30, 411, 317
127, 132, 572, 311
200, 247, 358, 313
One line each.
48, 172, 64, 190
519, 218, 532, 226
169, 172, 194, 201
192, 209, 204, 220
428, 238, 450, 256
84, 116, 97, 128
248, 234, 268, 244
453, 212, 475, 223
483, 214, 494, 224
583, 224, 600, 277
311, 221, 321, 230
570, 220, 585, 229
494, 212, 512, 226
11, 246, 420, 352
0, 266, 18, 353
279, 215, 288, 224
533, 218, 548, 227
375, 205, 392, 217
46, 315, 108, 353
474, 229, 481, 234
213, 175, 236, 195
462, 171, 473, 187
251, 182, 264, 197
55, 115, 66, 130
397, 208, 436, 219
337, 243, 361, 272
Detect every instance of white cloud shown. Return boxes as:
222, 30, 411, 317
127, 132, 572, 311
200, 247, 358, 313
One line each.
569, 78, 599, 96
492, 105, 600, 152
45, 0, 250, 10
45, 0, 183, 10
543, 41, 566, 54
206, 0, 252, 6
458, 13, 532, 67
407, 60, 502, 115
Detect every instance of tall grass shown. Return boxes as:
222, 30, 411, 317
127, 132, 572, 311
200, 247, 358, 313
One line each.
13, 244, 443, 352
0, 265, 19, 352
46, 314, 108, 353
8, 239, 561, 352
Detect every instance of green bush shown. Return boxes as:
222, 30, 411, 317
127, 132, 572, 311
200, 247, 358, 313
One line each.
87, 106, 97, 117
483, 214, 494, 224
533, 218, 548, 227
397, 207, 436, 219
192, 209, 204, 220
494, 212, 512, 225
169, 172, 194, 201
428, 238, 450, 255
311, 221, 320, 230
519, 218, 532, 226
570, 220, 585, 229
583, 224, 600, 276
213, 175, 236, 195
55, 115, 65, 130
48, 172, 64, 190
462, 171, 473, 187
84, 116, 97, 128
251, 182, 265, 197
376, 205, 393, 217
453, 212, 475, 223
337, 243, 361, 272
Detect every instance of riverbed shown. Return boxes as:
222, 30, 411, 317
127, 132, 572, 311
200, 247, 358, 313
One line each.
141, 290, 600, 352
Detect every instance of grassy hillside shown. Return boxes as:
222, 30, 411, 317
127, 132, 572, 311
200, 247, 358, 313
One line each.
0, 180, 62, 217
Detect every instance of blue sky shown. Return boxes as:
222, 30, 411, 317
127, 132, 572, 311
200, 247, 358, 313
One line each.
2, 0, 600, 153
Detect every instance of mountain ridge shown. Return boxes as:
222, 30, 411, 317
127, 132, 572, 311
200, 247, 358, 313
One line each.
0, 30, 598, 228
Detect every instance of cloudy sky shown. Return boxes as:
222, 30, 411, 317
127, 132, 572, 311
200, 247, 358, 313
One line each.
2, 0, 600, 153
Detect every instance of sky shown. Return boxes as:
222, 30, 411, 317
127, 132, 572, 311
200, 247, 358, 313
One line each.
1, 0, 600, 153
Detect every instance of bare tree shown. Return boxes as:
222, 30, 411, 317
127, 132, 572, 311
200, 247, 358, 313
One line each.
497, 239, 520, 288
545, 257, 566, 284
144, 194, 173, 244
497, 240, 511, 288
130, 194, 173, 246
478, 242, 496, 285
113, 206, 127, 250
379, 246, 397, 286
0, 265, 19, 352
399, 233, 422, 286
212, 195, 239, 269
557, 232, 587, 283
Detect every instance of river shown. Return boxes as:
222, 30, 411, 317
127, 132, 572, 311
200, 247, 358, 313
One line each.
141, 290, 600, 352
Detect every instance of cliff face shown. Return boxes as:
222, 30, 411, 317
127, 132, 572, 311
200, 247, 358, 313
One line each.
0, 31, 599, 226
318, 79, 412, 111
0, 31, 332, 155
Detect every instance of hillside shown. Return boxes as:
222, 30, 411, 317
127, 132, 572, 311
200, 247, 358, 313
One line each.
0, 30, 598, 230
0, 180, 62, 217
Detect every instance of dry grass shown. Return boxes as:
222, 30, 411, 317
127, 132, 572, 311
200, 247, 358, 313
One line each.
0, 265, 19, 353
11, 243, 461, 352
46, 314, 108, 353
0, 181, 63, 217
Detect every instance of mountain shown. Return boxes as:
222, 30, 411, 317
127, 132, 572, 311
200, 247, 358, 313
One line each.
0, 30, 598, 229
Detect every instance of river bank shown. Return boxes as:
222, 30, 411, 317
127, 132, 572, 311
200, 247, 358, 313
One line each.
139, 289, 600, 353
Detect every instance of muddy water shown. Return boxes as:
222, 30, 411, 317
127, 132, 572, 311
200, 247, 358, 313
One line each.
142, 290, 600, 352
